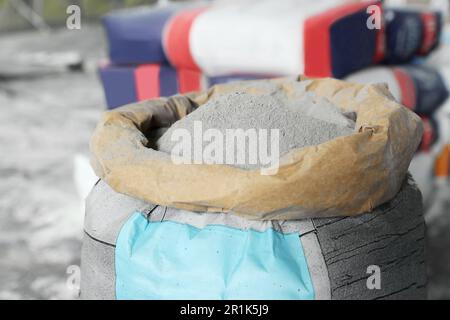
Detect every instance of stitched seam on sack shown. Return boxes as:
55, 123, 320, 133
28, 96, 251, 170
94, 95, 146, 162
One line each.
84, 230, 116, 248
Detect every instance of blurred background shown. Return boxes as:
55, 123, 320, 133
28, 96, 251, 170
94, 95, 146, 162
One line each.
0, 0, 450, 300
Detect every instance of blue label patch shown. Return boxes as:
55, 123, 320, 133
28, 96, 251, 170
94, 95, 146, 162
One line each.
115, 212, 314, 300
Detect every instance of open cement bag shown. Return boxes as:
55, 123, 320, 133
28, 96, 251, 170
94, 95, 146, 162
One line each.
90, 77, 423, 220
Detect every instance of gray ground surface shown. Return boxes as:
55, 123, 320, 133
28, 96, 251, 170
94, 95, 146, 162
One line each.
425, 183, 450, 300
0, 25, 105, 299
0, 26, 449, 300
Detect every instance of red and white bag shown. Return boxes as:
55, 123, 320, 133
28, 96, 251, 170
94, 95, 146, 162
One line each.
163, 0, 385, 78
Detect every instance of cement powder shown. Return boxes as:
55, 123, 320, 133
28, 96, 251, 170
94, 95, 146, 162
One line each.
157, 82, 355, 170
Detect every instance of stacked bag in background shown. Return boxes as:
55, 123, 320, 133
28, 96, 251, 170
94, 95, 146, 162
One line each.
99, 0, 444, 109
163, 0, 385, 78
99, 63, 202, 108
99, 3, 202, 109
384, 7, 442, 63
100, 0, 390, 109
418, 25, 450, 206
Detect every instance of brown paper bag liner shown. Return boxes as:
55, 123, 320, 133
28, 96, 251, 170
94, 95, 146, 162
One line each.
90, 77, 423, 220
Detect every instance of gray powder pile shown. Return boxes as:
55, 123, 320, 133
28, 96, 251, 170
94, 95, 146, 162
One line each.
157, 82, 355, 170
